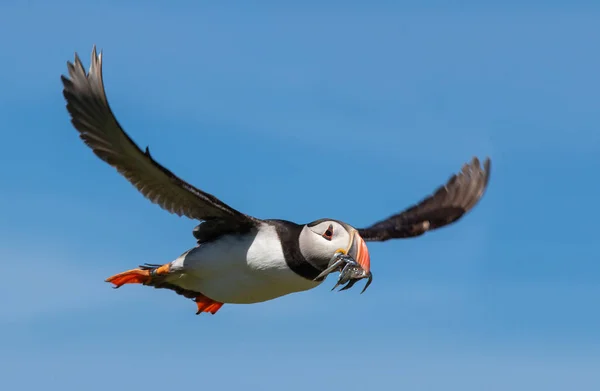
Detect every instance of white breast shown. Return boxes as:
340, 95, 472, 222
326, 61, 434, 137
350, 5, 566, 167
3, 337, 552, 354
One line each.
168, 224, 321, 304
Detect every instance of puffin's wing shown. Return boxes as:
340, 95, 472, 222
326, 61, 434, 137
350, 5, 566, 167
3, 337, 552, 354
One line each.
61, 46, 258, 224
357, 157, 491, 241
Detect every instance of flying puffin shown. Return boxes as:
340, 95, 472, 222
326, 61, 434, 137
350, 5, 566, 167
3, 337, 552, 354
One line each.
60, 46, 491, 315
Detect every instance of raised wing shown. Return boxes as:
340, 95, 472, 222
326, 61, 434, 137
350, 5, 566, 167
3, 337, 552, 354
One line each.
61, 46, 258, 225
358, 157, 491, 241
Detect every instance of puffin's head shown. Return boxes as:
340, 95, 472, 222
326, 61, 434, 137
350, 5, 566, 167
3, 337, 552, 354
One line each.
299, 219, 371, 276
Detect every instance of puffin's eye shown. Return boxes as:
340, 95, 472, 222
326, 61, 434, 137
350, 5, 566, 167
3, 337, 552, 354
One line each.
322, 225, 334, 240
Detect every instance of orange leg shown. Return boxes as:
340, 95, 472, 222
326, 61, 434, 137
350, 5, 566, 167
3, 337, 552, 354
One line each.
106, 264, 224, 315
195, 295, 224, 315
105, 263, 171, 288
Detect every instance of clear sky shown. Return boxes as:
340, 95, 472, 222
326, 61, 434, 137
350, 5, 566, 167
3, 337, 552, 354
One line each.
1, 1, 599, 390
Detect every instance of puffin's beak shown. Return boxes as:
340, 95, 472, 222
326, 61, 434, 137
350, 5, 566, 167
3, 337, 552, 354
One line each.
346, 230, 371, 274
314, 229, 373, 293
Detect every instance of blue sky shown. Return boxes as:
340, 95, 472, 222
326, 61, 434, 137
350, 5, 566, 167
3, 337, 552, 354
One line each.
1, 1, 599, 390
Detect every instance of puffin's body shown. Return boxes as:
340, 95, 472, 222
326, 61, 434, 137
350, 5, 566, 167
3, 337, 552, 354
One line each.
61, 47, 492, 315
163, 222, 321, 305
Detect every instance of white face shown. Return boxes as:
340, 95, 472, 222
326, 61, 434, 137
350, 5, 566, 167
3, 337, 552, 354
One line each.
298, 220, 352, 264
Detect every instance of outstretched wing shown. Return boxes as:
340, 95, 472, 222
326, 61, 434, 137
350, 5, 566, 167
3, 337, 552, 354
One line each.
358, 157, 491, 241
61, 46, 258, 224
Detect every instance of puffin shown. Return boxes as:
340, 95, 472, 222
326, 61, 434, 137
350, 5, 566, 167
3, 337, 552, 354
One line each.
60, 46, 492, 315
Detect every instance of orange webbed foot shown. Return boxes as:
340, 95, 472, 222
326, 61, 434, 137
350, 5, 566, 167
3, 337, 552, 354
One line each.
105, 269, 151, 288
105, 263, 171, 288
195, 295, 224, 315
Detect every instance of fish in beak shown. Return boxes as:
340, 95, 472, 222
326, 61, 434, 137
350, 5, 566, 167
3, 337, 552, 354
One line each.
314, 229, 373, 293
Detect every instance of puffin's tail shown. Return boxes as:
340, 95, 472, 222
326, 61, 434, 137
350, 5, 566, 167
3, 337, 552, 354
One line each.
105, 263, 224, 315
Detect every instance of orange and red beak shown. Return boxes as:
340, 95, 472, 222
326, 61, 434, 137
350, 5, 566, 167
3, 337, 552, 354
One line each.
345, 230, 371, 275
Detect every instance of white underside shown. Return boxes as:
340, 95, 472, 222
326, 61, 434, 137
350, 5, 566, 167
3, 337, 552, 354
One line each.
165, 224, 322, 304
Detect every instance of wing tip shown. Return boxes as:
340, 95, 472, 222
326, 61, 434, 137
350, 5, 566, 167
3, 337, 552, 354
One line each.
458, 154, 492, 215
467, 155, 492, 192
469, 155, 491, 171
483, 156, 492, 189
61, 44, 102, 83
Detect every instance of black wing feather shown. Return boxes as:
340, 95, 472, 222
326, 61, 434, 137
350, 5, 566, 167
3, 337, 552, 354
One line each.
61, 46, 258, 225
358, 157, 491, 241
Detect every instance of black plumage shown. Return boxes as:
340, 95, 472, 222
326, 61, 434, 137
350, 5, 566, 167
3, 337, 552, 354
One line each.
267, 219, 325, 280
357, 157, 491, 241
61, 46, 491, 271
61, 46, 259, 233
